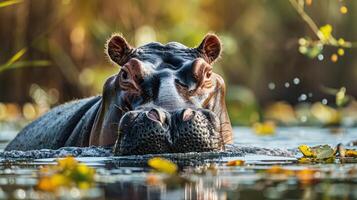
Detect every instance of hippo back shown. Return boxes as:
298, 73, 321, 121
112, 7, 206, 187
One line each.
5, 96, 101, 151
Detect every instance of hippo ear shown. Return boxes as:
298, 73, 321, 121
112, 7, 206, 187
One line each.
106, 34, 132, 66
197, 34, 222, 64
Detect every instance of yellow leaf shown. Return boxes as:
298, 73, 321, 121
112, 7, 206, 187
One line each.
58, 156, 78, 170
148, 157, 178, 175
51, 174, 70, 187
298, 145, 315, 157
78, 182, 91, 190
226, 160, 245, 166
319, 24, 333, 42
345, 150, 357, 157
77, 163, 94, 175
37, 177, 55, 192
37, 157, 96, 192
298, 157, 313, 164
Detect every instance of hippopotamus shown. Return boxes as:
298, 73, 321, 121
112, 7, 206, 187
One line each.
5, 33, 233, 155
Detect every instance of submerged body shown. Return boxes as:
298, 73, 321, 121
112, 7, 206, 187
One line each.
6, 34, 233, 155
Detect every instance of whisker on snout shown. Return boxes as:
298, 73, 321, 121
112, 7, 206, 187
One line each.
113, 104, 129, 113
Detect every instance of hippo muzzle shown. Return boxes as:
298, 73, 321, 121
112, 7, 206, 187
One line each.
115, 108, 222, 155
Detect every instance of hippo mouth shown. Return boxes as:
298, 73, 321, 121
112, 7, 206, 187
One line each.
114, 108, 223, 155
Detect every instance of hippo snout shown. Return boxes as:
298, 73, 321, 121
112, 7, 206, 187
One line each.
114, 108, 223, 155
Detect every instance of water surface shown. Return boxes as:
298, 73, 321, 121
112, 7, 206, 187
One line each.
0, 127, 356, 199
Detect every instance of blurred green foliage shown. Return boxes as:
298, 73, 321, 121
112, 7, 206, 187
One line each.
0, 0, 356, 125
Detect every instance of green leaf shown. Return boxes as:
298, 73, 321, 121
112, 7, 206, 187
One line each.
0, 0, 23, 8
313, 145, 334, 159
5, 48, 27, 66
0, 60, 51, 73
0, 48, 27, 73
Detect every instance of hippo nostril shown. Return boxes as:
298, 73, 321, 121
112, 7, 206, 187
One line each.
146, 108, 165, 124
182, 108, 195, 122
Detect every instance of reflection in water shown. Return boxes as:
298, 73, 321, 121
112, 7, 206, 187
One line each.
0, 127, 357, 199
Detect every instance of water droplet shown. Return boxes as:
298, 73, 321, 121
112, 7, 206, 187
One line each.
318, 54, 324, 61
300, 116, 307, 122
268, 82, 276, 90
322, 98, 328, 105
298, 94, 307, 101
13, 189, 26, 199
284, 82, 290, 88
293, 78, 300, 85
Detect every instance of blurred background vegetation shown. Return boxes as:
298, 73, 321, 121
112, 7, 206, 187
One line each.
0, 0, 356, 127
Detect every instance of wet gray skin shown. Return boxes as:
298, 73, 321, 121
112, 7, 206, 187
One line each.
5, 34, 233, 155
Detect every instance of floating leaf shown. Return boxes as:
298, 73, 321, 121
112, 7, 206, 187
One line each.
314, 145, 334, 159
298, 157, 334, 164
58, 156, 78, 170
226, 160, 245, 166
148, 157, 178, 175
345, 150, 357, 157
37, 156, 95, 192
298, 157, 314, 164
298, 145, 315, 157
298, 144, 335, 163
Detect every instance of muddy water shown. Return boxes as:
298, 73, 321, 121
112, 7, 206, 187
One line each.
0, 127, 356, 199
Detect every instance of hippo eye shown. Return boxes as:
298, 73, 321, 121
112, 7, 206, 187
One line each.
121, 70, 128, 80
206, 70, 212, 79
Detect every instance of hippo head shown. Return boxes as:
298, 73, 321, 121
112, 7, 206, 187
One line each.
89, 34, 233, 155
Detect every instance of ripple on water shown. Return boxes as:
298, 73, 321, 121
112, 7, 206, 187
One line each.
0, 127, 356, 199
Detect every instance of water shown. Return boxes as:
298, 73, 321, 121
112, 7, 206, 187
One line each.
233, 127, 356, 148
0, 127, 357, 199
